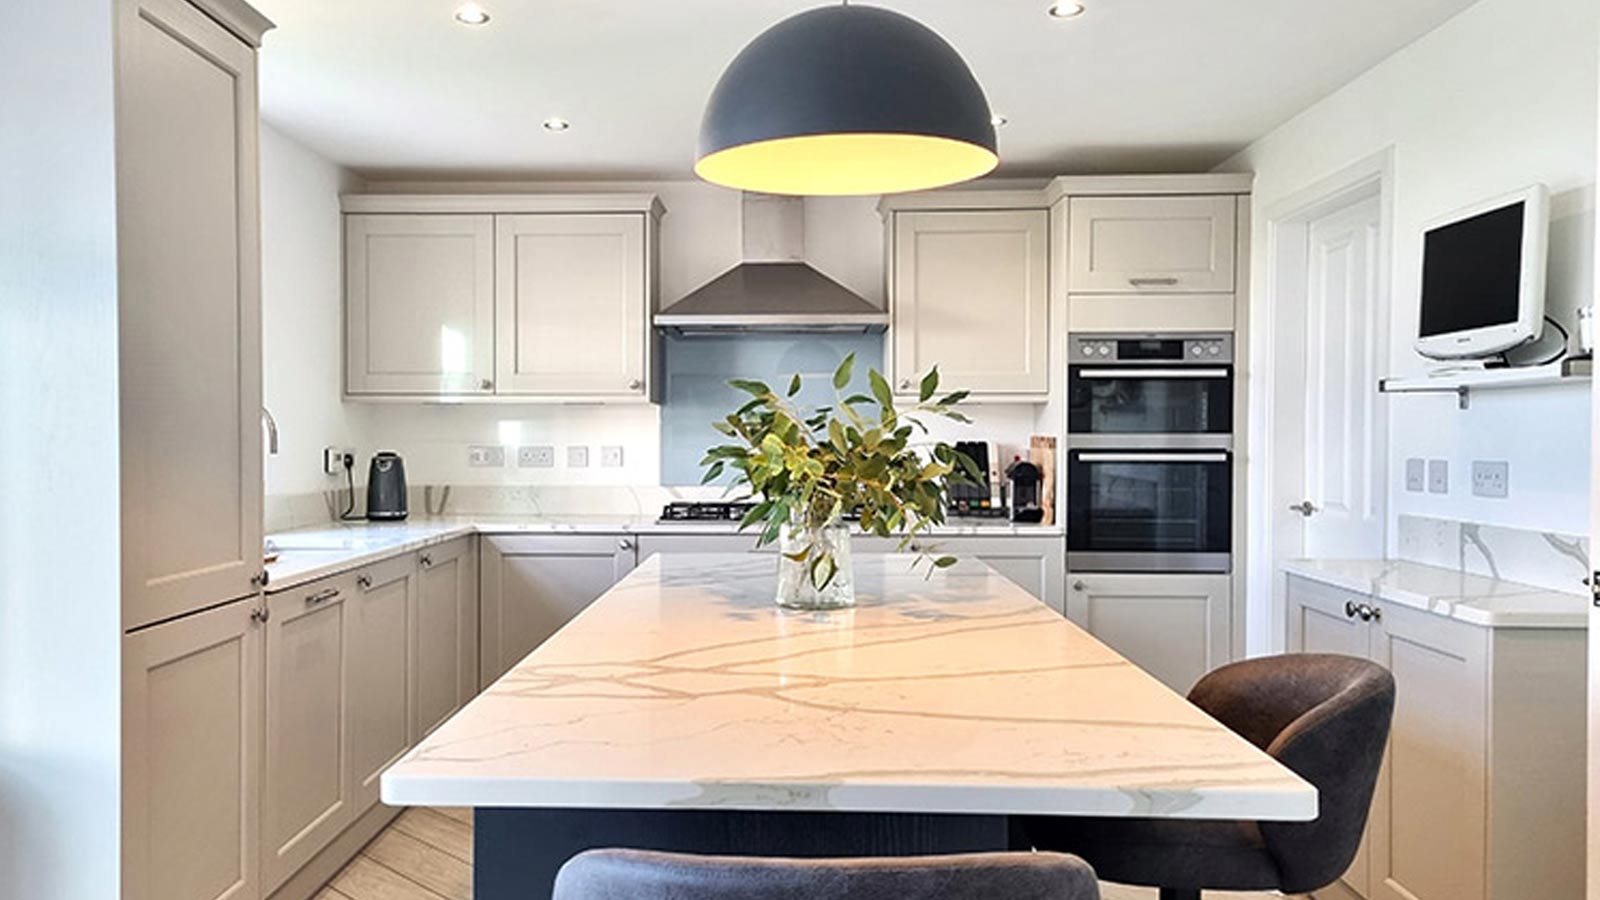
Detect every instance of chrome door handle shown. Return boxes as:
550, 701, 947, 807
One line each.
899, 379, 913, 390
356, 574, 372, 590
1345, 599, 1360, 619
419, 554, 433, 569
251, 606, 270, 624
306, 587, 341, 606
251, 569, 270, 588
618, 539, 634, 552
627, 379, 643, 391
1128, 277, 1180, 287
1289, 501, 1318, 518
1072, 580, 1087, 592
1365, 604, 1382, 623
480, 378, 494, 391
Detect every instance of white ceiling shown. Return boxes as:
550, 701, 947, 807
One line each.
254, 0, 1477, 181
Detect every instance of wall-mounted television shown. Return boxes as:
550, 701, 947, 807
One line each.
1415, 184, 1548, 360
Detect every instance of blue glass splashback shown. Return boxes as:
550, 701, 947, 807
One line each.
660, 334, 886, 487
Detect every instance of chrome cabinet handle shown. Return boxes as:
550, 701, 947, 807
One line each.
1078, 452, 1229, 464
306, 587, 341, 606
1289, 500, 1318, 518
618, 539, 635, 552
1345, 600, 1360, 619
1072, 580, 1087, 592
1128, 276, 1180, 287
1366, 604, 1382, 623
627, 379, 643, 391
251, 569, 270, 588
899, 379, 913, 390
1077, 368, 1230, 380
480, 378, 494, 391
419, 554, 433, 569
250, 606, 270, 624
356, 574, 372, 590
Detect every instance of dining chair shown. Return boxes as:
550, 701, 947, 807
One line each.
553, 848, 1102, 900
1019, 653, 1395, 900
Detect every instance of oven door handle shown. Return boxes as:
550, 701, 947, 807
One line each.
1075, 452, 1231, 463
1075, 368, 1231, 379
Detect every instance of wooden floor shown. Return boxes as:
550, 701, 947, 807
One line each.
317, 808, 1292, 900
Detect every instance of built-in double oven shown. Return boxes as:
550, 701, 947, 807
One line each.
1067, 334, 1234, 573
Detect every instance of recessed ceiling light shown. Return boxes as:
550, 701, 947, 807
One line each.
453, 3, 490, 26
542, 117, 571, 133
1047, 2, 1086, 19
991, 114, 1009, 128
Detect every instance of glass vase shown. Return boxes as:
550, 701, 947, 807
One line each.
775, 518, 856, 610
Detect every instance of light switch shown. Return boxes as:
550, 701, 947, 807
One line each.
1427, 459, 1449, 495
601, 446, 625, 468
567, 446, 590, 468
1404, 458, 1425, 493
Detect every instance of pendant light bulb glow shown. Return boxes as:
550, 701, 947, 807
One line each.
695, 5, 999, 196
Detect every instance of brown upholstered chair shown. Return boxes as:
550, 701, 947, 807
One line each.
553, 848, 1102, 900
1019, 653, 1395, 900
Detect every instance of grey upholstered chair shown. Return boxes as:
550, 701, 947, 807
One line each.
1020, 653, 1395, 900
553, 848, 1102, 900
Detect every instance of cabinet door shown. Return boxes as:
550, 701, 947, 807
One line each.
117, 0, 263, 629
480, 534, 636, 685
261, 576, 353, 892
1285, 575, 1374, 900
913, 536, 1065, 614
123, 598, 263, 900
1068, 195, 1236, 293
347, 555, 416, 813
891, 210, 1050, 397
1064, 572, 1231, 693
495, 214, 648, 397
413, 538, 480, 739
345, 214, 495, 396
1367, 602, 1489, 900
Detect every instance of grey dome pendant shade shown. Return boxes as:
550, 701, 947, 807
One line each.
695, 4, 999, 196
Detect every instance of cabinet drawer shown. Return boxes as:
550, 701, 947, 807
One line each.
1069, 195, 1236, 293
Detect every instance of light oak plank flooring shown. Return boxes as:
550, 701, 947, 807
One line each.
322, 808, 1300, 900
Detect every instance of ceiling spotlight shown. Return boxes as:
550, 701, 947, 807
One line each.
453, 3, 491, 26
991, 114, 1009, 128
1047, 2, 1086, 19
542, 117, 571, 133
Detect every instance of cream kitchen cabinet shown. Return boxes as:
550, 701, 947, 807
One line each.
1285, 573, 1585, 900
118, 0, 268, 631
479, 533, 640, 685
341, 195, 663, 403
345, 214, 496, 396
886, 209, 1051, 400
413, 537, 479, 739
123, 596, 265, 900
345, 554, 416, 812
1064, 572, 1232, 693
1067, 195, 1237, 293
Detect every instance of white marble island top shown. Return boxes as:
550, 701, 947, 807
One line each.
382, 554, 1315, 821
1281, 558, 1589, 629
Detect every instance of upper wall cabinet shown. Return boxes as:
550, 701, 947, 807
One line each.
1068, 195, 1236, 293
887, 209, 1051, 400
346, 214, 495, 395
341, 195, 663, 403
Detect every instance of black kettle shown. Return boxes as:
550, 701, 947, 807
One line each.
366, 452, 409, 521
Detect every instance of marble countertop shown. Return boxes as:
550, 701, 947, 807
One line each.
264, 516, 1064, 594
1281, 558, 1589, 629
380, 553, 1315, 821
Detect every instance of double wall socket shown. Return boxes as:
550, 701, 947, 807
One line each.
518, 446, 555, 468
1471, 460, 1510, 499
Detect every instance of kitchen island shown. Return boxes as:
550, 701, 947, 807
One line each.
382, 554, 1314, 899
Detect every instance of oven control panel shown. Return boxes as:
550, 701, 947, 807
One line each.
1070, 334, 1233, 364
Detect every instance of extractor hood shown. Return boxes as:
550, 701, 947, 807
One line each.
654, 194, 888, 337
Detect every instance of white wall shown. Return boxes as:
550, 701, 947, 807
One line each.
261, 124, 365, 495
1222, 0, 1598, 650
0, 3, 122, 898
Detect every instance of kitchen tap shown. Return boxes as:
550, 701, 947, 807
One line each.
262, 407, 279, 455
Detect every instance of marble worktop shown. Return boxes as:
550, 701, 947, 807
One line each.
380, 553, 1315, 820
1281, 558, 1589, 629
263, 516, 1064, 594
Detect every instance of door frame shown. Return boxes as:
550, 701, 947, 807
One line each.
1249, 147, 1395, 654
1586, 29, 1600, 900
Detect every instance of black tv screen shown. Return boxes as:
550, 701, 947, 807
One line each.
1418, 201, 1525, 338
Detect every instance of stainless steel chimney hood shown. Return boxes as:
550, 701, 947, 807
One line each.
654, 194, 888, 337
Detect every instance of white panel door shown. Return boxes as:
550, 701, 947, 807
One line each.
1589, 43, 1600, 900
413, 538, 479, 739
117, 0, 263, 629
1296, 195, 1386, 558
261, 576, 352, 892
891, 210, 1051, 397
1064, 572, 1231, 693
1068, 195, 1237, 293
495, 213, 648, 397
346, 556, 415, 813
346, 214, 495, 396
123, 598, 263, 900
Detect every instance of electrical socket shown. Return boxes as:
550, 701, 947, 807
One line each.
567, 446, 590, 468
1404, 458, 1425, 493
1427, 459, 1449, 495
323, 447, 356, 476
600, 445, 625, 468
1471, 460, 1510, 499
518, 446, 555, 468
468, 445, 506, 468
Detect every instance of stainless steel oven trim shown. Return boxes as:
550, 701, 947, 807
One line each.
1067, 434, 1233, 451
1075, 368, 1231, 379
1074, 451, 1231, 464
1068, 552, 1232, 574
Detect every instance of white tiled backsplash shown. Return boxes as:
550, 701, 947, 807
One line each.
1396, 514, 1590, 596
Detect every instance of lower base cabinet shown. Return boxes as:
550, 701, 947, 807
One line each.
413, 537, 479, 739
1287, 574, 1586, 900
479, 534, 639, 685
1064, 572, 1231, 693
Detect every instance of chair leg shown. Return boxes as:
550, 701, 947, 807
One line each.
1157, 889, 1200, 900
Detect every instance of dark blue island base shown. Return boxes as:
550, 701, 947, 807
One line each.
474, 808, 1016, 900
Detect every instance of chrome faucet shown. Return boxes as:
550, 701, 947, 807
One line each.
261, 407, 279, 456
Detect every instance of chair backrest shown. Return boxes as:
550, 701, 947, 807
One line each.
553, 849, 1101, 900
1187, 653, 1395, 895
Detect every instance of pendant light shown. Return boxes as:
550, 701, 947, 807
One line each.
695, 3, 999, 196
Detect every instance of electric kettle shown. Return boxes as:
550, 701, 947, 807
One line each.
365, 452, 408, 521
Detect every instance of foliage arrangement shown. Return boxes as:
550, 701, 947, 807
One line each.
700, 353, 979, 587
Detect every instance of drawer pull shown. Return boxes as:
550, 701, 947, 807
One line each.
356, 575, 373, 590
1345, 600, 1360, 619
419, 554, 433, 569
306, 587, 341, 606
1128, 277, 1180, 287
